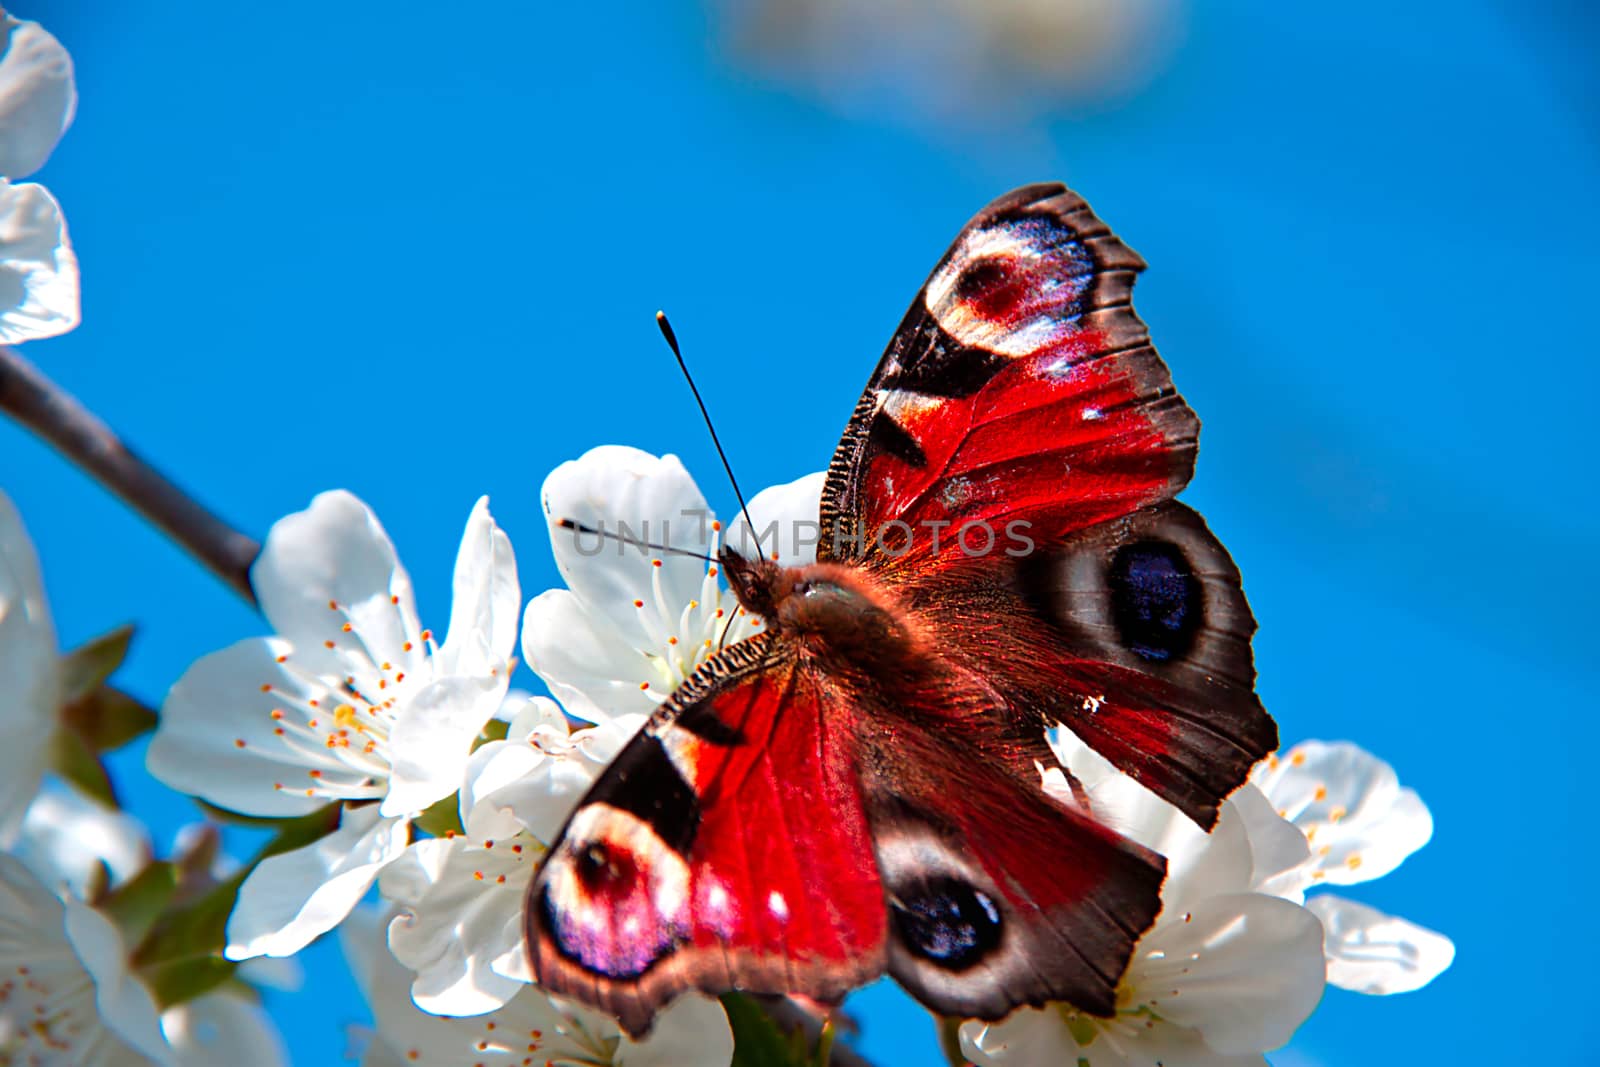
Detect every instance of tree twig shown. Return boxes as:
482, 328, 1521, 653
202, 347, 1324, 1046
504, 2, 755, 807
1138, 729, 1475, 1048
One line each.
0, 345, 259, 602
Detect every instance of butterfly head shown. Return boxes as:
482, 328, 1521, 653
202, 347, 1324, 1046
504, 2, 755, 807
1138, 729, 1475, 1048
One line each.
718, 544, 784, 623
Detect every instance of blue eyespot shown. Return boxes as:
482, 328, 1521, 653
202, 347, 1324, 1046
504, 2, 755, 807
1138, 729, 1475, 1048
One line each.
891, 877, 1003, 970
1108, 541, 1201, 662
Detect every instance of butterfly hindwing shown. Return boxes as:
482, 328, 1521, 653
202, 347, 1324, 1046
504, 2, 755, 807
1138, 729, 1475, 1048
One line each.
919, 501, 1276, 829
525, 634, 888, 1037
860, 735, 1165, 1021
820, 182, 1197, 566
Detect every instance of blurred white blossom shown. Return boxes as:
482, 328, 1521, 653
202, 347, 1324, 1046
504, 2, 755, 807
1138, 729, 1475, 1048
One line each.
0, 12, 78, 342
14, 784, 151, 898
161, 989, 289, 1067
147, 491, 520, 960
716, 0, 1184, 122
0, 853, 173, 1065
0, 489, 60, 847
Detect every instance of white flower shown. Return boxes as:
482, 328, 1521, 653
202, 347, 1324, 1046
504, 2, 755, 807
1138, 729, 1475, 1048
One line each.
147, 491, 520, 959
343, 907, 733, 1067
0, 14, 78, 342
13, 784, 152, 899
520, 445, 822, 726
0, 853, 173, 1065
160, 990, 289, 1067
962, 733, 1327, 1067
0, 489, 60, 847
380, 696, 638, 1015
1251, 741, 1454, 995
0, 14, 75, 179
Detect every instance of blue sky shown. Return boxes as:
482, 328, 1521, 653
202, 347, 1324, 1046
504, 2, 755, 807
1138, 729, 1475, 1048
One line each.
5, 1, 1597, 1063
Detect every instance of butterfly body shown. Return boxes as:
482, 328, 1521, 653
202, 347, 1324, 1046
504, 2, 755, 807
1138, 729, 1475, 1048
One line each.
527, 183, 1278, 1036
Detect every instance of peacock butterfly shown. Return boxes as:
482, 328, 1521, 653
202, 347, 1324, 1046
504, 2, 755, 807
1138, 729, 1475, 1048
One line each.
523, 183, 1277, 1036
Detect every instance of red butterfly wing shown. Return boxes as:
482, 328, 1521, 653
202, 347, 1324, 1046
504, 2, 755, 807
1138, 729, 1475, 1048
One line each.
526, 628, 1167, 1035
525, 635, 886, 1036
820, 183, 1275, 827
820, 182, 1195, 565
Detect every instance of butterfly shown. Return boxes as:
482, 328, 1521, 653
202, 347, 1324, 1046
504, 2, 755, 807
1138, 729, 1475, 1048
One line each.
523, 183, 1277, 1036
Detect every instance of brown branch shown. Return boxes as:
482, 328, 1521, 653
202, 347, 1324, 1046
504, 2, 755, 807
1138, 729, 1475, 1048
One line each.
0, 345, 259, 603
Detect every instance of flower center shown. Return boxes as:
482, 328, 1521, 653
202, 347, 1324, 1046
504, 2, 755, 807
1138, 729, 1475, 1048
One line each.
0, 960, 98, 1059
635, 524, 764, 699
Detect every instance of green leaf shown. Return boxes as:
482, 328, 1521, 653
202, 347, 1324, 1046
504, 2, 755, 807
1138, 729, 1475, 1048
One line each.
134, 804, 340, 974
62, 685, 158, 753
478, 718, 510, 745
49, 727, 117, 807
101, 862, 178, 952
723, 994, 807, 1067
59, 624, 135, 705
141, 955, 237, 1009
812, 1019, 837, 1067
414, 791, 464, 838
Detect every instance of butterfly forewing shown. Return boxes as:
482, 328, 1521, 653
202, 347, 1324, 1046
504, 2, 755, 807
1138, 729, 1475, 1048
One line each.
819, 182, 1197, 567
525, 635, 887, 1036
818, 182, 1275, 826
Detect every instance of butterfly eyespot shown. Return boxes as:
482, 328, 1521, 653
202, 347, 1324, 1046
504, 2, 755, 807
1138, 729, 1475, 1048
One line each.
1107, 540, 1201, 662
574, 842, 635, 890
891, 877, 1004, 971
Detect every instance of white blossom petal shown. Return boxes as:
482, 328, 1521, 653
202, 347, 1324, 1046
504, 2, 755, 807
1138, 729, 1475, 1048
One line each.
225, 804, 409, 960
521, 587, 662, 723
381, 704, 623, 1014
471, 715, 634, 845
149, 637, 373, 818
0, 15, 75, 179
1251, 741, 1433, 894
15, 786, 152, 896
60, 895, 173, 1064
162, 990, 288, 1067
1138, 892, 1325, 1054
155, 491, 512, 831
1229, 783, 1313, 894
540, 445, 714, 646
614, 994, 735, 1066
1047, 727, 1259, 909
343, 906, 732, 1066
1304, 895, 1455, 995
724, 470, 826, 566
962, 1009, 1269, 1067
0, 490, 57, 845
381, 673, 504, 817
0, 855, 168, 1064
434, 497, 520, 679
0, 178, 77, 342
380, 837, 530, 1015
250, 490, 425, 680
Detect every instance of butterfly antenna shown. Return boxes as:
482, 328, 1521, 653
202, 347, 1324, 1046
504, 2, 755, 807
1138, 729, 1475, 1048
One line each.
656, 311, 759, 552
553, 518, 717, 565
